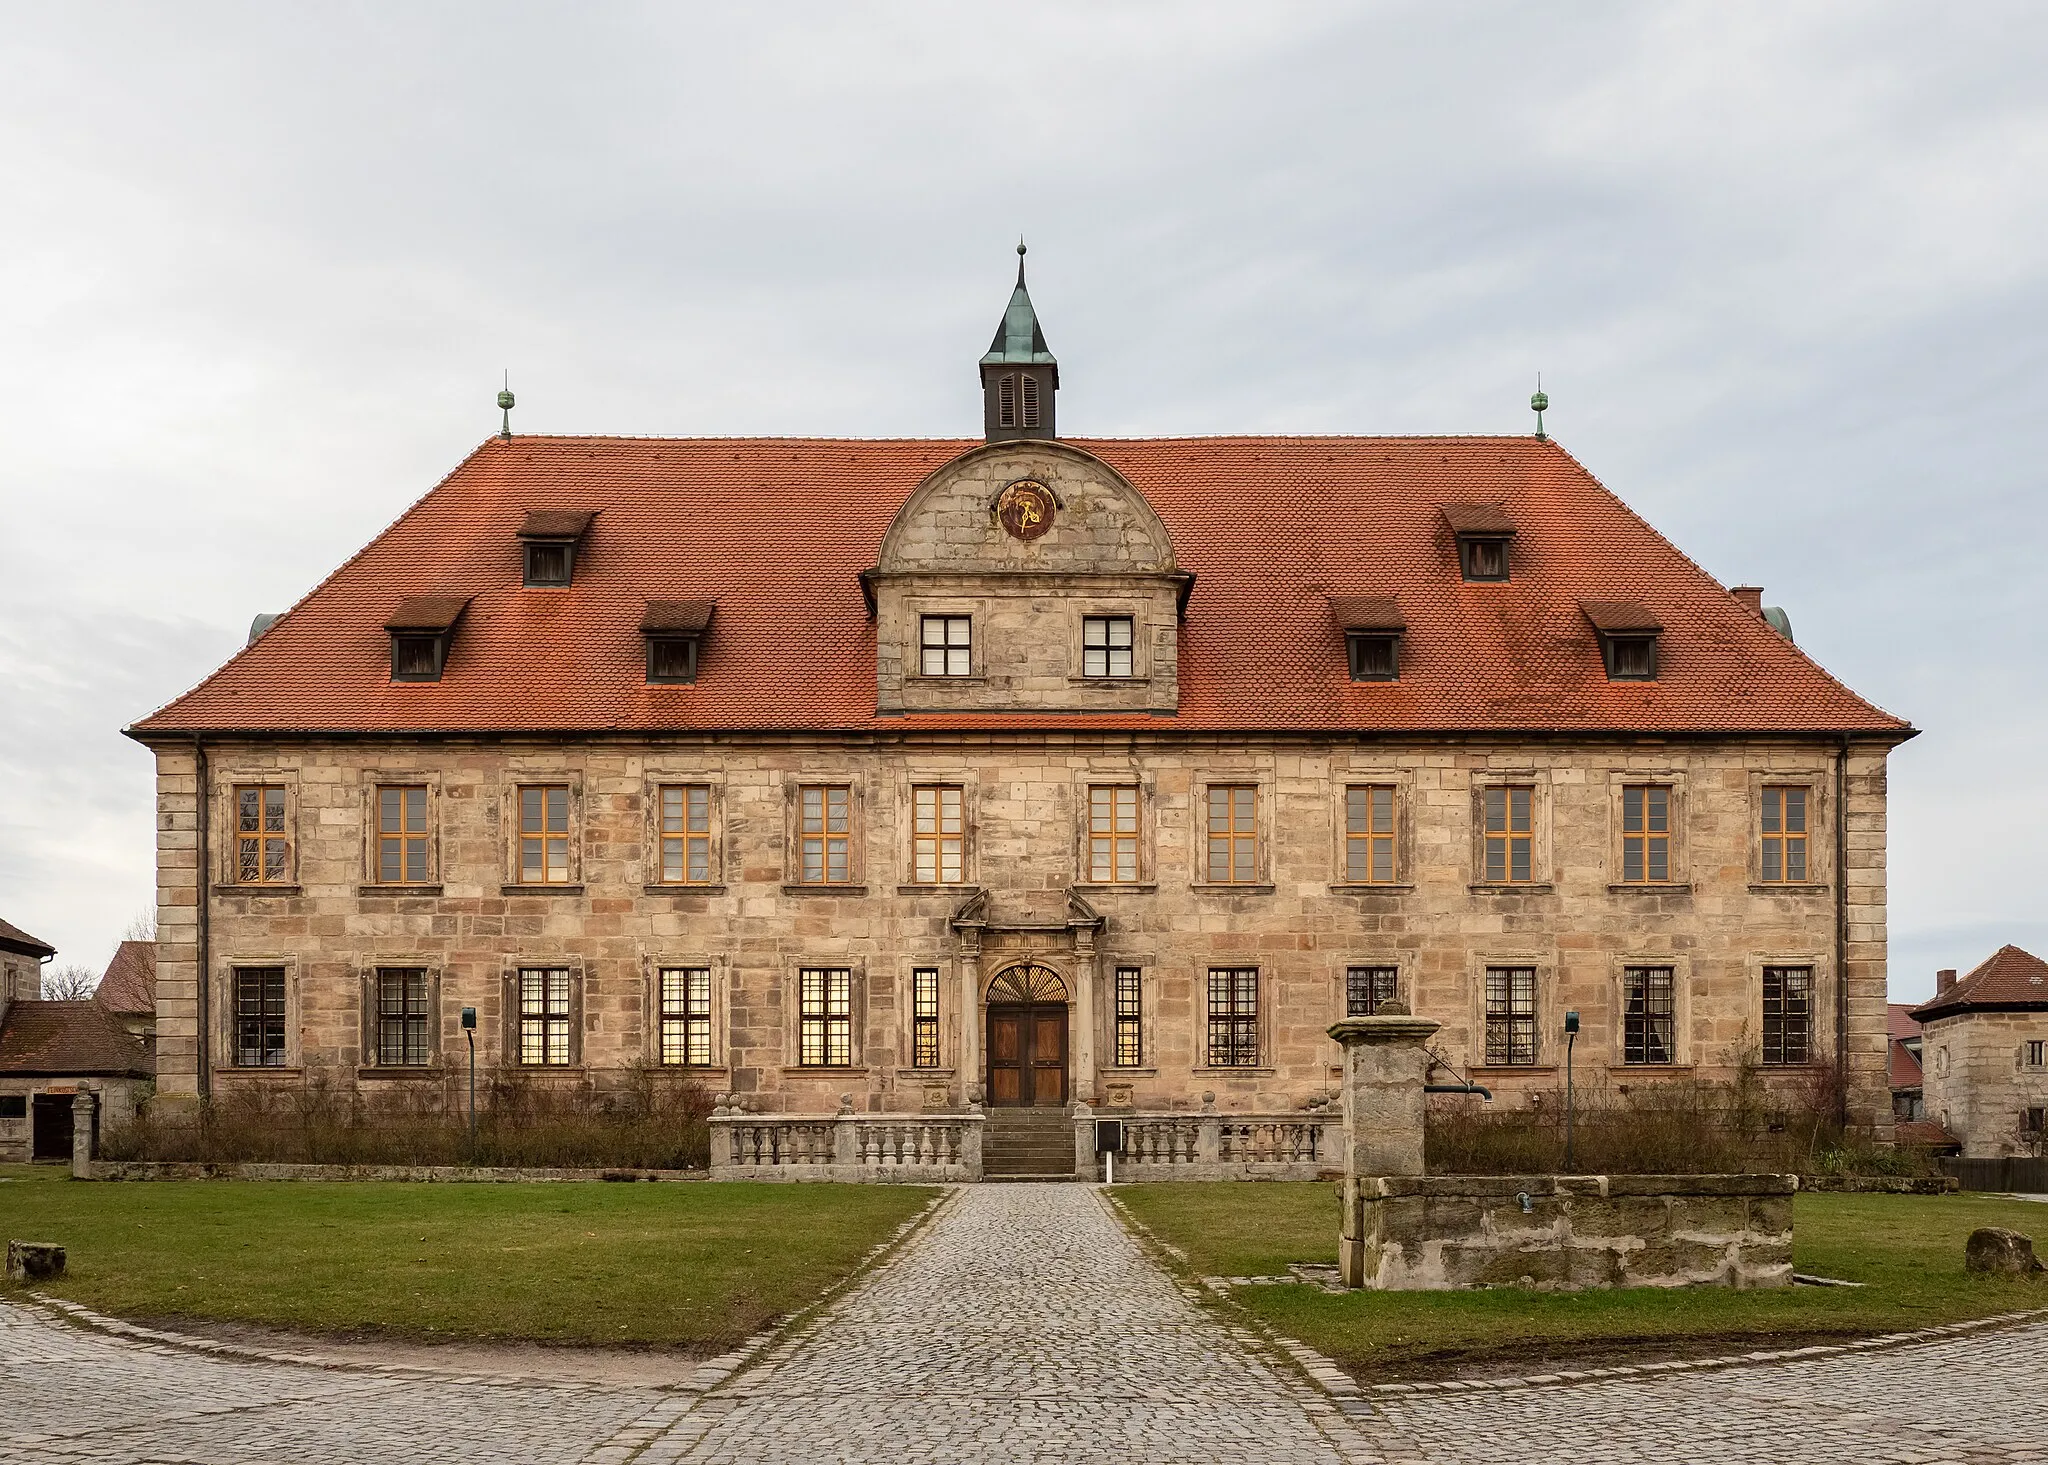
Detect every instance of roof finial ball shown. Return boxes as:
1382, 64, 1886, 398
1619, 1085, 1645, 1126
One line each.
1531, 375, 1549, 443
497, 371, 516, 441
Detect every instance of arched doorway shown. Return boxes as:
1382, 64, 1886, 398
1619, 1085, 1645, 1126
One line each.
986, 964, 1069, 1108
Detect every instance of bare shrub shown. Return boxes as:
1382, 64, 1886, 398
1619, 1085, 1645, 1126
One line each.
103, 1069, 711, 1170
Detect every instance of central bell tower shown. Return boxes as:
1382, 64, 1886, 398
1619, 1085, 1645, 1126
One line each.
980, 242, 1058, 441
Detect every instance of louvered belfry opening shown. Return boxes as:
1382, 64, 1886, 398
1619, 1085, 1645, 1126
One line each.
1019, 374, 1040, 429
997, 374, 1017, 429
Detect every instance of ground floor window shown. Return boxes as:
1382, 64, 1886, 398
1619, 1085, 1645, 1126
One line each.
375, 968, 431, 1066
234, 966, 287, 1067
1206, 968, 1259, 1067
1345, 966, 1398, 1017
659, 967, 713, 1067
799, 967, 853, 1066
1761, 965, 1812, 1066
911, 967, 940, 1068
1113, 966, 1143, 1067
1623, 966, 1675, 1065
518, 968, 573, 1066
1484, 967, 1536, 1066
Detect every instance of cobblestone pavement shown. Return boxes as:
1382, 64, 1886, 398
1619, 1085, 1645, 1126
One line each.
6, 1182, 2048, 1464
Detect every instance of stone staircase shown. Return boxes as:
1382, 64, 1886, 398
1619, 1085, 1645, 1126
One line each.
981, 1106, 1076, 1179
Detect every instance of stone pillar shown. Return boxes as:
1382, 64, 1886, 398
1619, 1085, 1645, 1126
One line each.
1329, 1012, 1440, 1288
1071, 927, 1098, 1105
958, 932, 982, 1108
71, 1091, 98, 1178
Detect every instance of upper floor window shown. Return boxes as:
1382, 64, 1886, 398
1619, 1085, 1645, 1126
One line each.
1113, 967, 1143, 1067
1484, 966, 1537, 1065
517, 967, 573, 1066
375, 968, 431, 1067
1345, 785, 1397, 883
920, 616, 972, 676
643, 600, 713, 685
1083, 617, 1134, 678
1087, 785, 1139, 883
1346, 966, 1398, 1016
376, 785, 429, 885
799, 967, 853, 1066
1762, 965, 1812, 1066
1482, 786, 1534, 883
658, 784, 713, 885
799, 785, 852, 884
911, 967, 941, 1069
1584, 600, 1662, 681
659, 967, 713, 1067
385, 595, 468, 683
1205, 785, 1258, 884
1206, 968, 1259, 1067
235, 785, 291, 885
1760, 786, 1809, 883
1623, 966, 1675, 1064
2026, 1040, 2045, 1069
517, 510, 593, 587
233, 966, 288, 1067
912, 785, 965, 884
1620, 785, 1671, 884
517, 785, 573, 884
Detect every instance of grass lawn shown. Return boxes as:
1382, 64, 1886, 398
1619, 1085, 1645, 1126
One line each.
0, 1164, 933, 1352
1113, 1182, 2048, 1380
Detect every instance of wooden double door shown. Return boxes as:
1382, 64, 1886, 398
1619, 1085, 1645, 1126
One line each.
987, 1003, 1069, 1107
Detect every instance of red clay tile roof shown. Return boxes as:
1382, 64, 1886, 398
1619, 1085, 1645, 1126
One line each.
1892, 1119, 1960, 1150
126, 436, 1912, 738
641, 599, 716, 633
94, 940, 156, 1017
1911, 945, 2048, 1021
384, 595, 471, 632
1887, 1002, 1922, 1044
0, 917, 55, 959
1441, 502, 1516, 536
518, 509, 596, 539
1580, 599, 1663, 633
0, 1000, 151, 1076
1329, 596, 1406, 632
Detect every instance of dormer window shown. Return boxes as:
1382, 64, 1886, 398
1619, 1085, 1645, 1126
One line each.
642, 599, 714, 685
385, 596, 469, 683
1330, 596, 1405, 682
920, 615, 972, 676
1582, 600, 1662, 681
517, 510, 595, 587
1443, 504, 1516, 583
1082, 616, 1134, 678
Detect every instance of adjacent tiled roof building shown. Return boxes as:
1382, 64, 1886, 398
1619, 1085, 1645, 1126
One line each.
1910, 945, 2048, 1023
94, 940, 157, 1018
0, 1001, 152, 1078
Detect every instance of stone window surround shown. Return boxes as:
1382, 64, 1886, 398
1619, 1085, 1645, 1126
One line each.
783, 959, 869, 1072
1464, 948, 1557, 1071
1070, 771, 1155, 889
1195, 963, 1271, 1073
212, 768, 301, 891
1607, 953, 1695, 1070
357, 769, 444, 891
906, 596, 983, 682
1190, 767, 1278, 891
1067, 603, 1151, 683
499, 769, 585, 890
1468, 772, 1554, 890
895, 960, 954, 1076
356, 963, 443, 1073
1326, 951, 1418, 1074
892, 768, 981, 890
1746, 768, 1833, 891
782, 776, 868, 890
1328, 771, 1416, 890
642, 768, 728, 891
1605, 769, 1691, 890
1747, 951, 1833, 1068
643, 951, 730, 1072
212, 955, 302, 1073
501, 959, 586, 1068
1100, 951, 1158, 1074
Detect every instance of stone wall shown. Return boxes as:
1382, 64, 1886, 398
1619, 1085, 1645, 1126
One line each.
1921, 1010, 2048, 1158
144, 730, 1893, 1129
1341, 1173, 1796, 1290
0, 1077, 144, 1164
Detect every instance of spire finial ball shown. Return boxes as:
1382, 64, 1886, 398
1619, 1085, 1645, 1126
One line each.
1530, 389, 1548, 412
1017, 236, 1027, 256
497, 387, 515, 410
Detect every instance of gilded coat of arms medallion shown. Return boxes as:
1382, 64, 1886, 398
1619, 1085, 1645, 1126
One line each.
995, 479, 1056, 541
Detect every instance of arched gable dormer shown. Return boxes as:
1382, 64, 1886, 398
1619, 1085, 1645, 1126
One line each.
870, 440, 1186, 714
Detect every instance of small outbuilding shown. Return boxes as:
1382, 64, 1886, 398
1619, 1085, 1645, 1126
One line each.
0, 1000, 154, 1162
1912, 945, 2048, 1160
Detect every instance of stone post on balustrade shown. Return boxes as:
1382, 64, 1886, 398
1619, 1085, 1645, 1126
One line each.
71, 1091, 98, 1179
1328, 1005, 1440, 1287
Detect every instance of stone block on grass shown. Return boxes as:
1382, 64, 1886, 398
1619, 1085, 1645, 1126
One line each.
6, 1241, 65, 1283
1965, 1227, 2045, 1277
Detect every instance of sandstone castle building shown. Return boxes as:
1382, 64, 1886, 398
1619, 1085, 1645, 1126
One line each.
129, 251, 1912, 1141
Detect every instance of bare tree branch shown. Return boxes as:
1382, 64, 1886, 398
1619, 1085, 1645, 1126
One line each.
42, 963, 100, 1000
121, 908, 157, 942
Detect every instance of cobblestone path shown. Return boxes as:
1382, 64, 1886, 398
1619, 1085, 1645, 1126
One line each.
6, 1182, 2048, 1464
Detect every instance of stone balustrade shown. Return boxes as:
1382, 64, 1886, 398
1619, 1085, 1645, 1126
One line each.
1084, 1103, 1340, 1181
709, 1098, 984, 1182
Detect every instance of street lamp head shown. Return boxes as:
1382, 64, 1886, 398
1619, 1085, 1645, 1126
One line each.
461, 1006, 477, 1030
1563, 1010, 1580, 1034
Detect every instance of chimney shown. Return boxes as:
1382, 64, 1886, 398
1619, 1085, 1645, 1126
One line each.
1731, 586, 1764, 617
1936, 968, 1957, 994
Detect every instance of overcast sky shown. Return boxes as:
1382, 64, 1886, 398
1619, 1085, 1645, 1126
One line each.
2, 3, 2043, 999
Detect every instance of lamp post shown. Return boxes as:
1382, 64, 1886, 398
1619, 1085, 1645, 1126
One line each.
461, 1006, 477, 1157
1563, 1010, 1580, 1172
